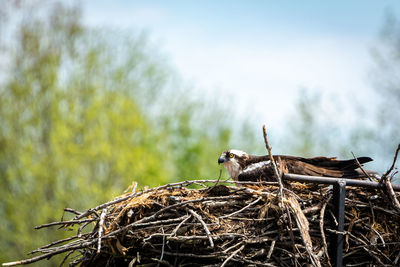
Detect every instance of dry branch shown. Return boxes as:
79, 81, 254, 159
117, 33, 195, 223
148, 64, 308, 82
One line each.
380, 144, 400, 212
262, 125, 284, 201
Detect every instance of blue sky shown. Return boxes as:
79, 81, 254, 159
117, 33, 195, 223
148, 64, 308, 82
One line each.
83, 1, 400, 133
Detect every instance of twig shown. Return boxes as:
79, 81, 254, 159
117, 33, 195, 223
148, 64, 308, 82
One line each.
383, 177, 400, 213
77, 221, 92, 238
157, 227, 166, 267
220, 244, 245, 267
267, 240, 276, 259
371, 227, 386, 248
169, 215, 191, 237
205, 170, 223, 194
262, 125, 284, 205
351, 151, 373, 181
97, 208, 107, 254
188, 209, 214, 248
222, 241, 244, 253
286, 192, 321, 267
59, 250, 74, 267
329, 209, 338, 226
63, 208, 82, 216
362, 247, 386, 266
220, 196, 262, 219
380, 144, 400, 212
284, 204, 300, 266
2, 242, 91, 266
29, 235, 82, 254
148, 249, 222, 259
319, 194, 332, 267
35, 218, 97, 229
381, 144, 400, 180
145, 233, 245, 243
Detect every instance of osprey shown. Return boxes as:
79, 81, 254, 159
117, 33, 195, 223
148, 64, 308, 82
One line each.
218, 149, 375, 182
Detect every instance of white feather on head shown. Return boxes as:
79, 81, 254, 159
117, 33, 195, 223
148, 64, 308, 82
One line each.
228, 149, 247, 157
221, 149, 248, 180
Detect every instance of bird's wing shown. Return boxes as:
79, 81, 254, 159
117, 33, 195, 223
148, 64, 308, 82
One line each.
297, 156, 373, 170
238, 155, 375, 180
284, 157, 374, 178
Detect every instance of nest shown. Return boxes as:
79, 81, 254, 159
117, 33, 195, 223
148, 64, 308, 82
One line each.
4, 178, 400, 267
4, 130, 400, 267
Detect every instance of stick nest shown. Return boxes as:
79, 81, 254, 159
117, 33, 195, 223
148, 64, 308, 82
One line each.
6, 178, 400, 267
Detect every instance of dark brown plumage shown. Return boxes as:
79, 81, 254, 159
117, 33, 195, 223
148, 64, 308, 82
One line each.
218, 150, 376, 182
239, 155, 373, 182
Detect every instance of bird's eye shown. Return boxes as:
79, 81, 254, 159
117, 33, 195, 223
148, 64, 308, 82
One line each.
229, 153, 234, 158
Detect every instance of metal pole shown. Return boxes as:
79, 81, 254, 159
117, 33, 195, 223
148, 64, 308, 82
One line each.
332, 179, 346, 267
283, 173, 400, 191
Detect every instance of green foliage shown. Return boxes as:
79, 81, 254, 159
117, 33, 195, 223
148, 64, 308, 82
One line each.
0, 2, 255, 265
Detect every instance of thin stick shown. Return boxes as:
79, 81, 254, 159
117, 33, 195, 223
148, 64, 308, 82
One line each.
220, 196, 262, 219
222, 241, 244, 254
381, 144, 400, 180
59, 250, 74, 267
262, 125, 284, 204
29, 235, 81, 254
188, 209, 214, 248
319, 194, 332, 267
169, 215, 191, 237
205, 169, 223, 194
157, 227, 166, 267
221, 244, 245, 267
35, 218, 97, 230
97, 208, 107, 254
351, 151, 373, 181
383, 175, 400, 212
63, 208, 82, 216
2, 242, 90, 266
284, 205, 300, 265
77, 221, 92, 238
267, 240, 276, 259
286, 193, 320, 267
381, 144, 400, 212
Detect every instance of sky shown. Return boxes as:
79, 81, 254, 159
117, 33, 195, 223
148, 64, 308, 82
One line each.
83, 1, 400, 134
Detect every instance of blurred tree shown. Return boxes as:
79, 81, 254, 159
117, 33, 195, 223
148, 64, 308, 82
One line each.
282, 89, 323, 156
369, 11, 400, 166
282, 11, 400, 175
281, 88, 345, 157
0, 1, 254, 265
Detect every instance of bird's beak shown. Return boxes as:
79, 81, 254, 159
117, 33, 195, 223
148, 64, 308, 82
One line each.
218, 157, 227, 164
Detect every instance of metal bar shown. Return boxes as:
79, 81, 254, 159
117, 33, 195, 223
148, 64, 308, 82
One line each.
332, 179, 346, 267
283, 173, 400, 191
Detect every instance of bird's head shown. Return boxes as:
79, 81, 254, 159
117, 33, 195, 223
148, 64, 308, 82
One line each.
218, 149, 249, 180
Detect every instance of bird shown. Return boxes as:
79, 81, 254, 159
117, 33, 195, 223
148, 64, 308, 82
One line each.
218, 149, 376, 182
